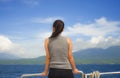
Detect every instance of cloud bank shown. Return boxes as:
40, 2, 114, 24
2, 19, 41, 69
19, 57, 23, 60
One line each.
0, 35, 46, 58
64, 17, 120, 37
0, 17, 120, 58
64, 17, 120, 51
73, 36, 120, 51
0, 35, 25, 57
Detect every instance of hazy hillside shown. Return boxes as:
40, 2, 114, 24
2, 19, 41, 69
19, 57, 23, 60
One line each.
73, 46, 120, 64
0, 56, 45, 64
0, 46, 120, 64
0, 52, 20, 59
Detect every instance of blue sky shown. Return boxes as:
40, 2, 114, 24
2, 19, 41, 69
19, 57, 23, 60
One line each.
0, 0, 120, 58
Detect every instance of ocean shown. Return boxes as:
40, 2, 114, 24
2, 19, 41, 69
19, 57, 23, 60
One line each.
0, 64, 120, 78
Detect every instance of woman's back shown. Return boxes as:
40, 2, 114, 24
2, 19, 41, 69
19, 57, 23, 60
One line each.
48, 35, 72, 69
42, 20, 79, 78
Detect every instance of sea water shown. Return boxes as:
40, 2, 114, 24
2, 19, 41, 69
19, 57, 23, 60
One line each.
0, 64, 120, 78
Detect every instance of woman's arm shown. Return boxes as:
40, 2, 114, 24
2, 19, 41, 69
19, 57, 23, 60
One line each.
67, 38, 79, 74
42, 38, 50, 76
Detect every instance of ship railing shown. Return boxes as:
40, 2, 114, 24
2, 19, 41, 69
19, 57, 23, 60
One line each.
20, 73, 43, 78
84, 71, 120, 78
20, 71, 120, 78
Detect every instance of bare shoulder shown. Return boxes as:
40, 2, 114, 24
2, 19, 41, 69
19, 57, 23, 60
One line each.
67, 37, 72, 44
45, 37, 49, 43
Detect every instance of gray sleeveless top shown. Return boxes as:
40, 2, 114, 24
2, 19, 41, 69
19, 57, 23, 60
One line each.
48, 35, 72, 69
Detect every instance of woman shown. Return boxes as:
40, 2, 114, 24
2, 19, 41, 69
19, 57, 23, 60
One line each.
41, 20, 80, 78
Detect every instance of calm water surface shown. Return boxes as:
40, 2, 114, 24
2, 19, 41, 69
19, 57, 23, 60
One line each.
0, 64, 120, 78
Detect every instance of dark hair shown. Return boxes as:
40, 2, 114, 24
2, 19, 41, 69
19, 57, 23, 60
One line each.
50, 20, 64, 38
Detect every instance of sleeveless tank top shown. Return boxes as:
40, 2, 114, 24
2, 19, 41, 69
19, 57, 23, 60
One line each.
48, 35, 72, 69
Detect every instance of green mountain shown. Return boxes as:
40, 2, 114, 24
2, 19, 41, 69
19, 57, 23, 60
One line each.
0, 56, 45, 65
0, 52, 21, 59
73, 46, 120, 64
0, 46, 120, 64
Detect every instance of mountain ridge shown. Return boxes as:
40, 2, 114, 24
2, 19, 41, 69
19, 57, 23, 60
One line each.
73, 46, 120, 64
0, 46, 120, 64
0, 52, 20, 59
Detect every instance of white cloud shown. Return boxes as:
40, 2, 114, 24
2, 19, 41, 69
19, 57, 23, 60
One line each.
0, 35, 40, 58
63, 17, 120, 51
0, 34, 48, 58
73, 36, 120, 51
32, 17, 64, 24
64, 17, 120, 37
0, 35, 25, 57
0, 35, 13, 51
90, 36, 120, 48
38, 32, 51, 39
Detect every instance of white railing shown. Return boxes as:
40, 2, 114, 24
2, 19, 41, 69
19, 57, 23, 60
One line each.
20, 73, 43, 78
20, 71, 120, 78
85, 71, 120, 78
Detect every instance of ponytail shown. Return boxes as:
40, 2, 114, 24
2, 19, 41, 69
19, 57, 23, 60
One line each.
50, 20, 64, 38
